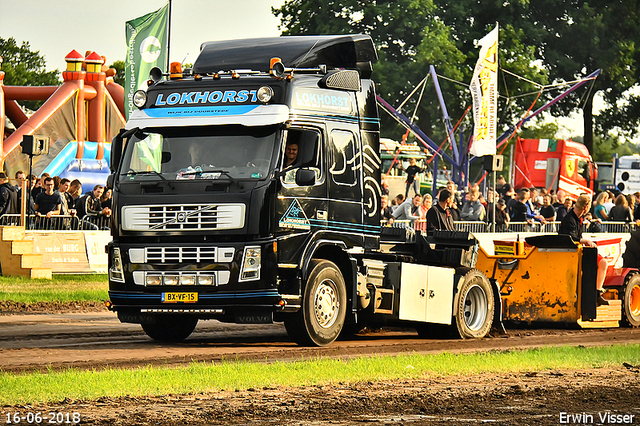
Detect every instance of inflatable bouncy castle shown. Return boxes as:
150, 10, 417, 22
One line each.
0, 50, 126, 188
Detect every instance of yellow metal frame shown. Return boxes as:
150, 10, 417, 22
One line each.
475, 239, 584, 323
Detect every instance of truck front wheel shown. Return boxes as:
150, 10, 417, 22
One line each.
622, 273, 640, 327
284, 259, 347, 346
454, 269, 494, 339
141, 315, 198, 342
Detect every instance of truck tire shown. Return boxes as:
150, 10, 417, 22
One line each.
284, 259, 347, 346
622, 273, 640, 327
453, 269, 494, 339
141, 315, 198, 342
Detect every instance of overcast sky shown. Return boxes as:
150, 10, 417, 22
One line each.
0, 0, 285, 72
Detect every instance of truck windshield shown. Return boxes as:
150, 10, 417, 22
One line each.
119, 125, 277, 180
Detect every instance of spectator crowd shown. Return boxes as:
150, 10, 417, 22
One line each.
0, 170, 112, 230
381, 173, 640, 236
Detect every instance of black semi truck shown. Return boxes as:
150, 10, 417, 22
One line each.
107, 35, 499, 346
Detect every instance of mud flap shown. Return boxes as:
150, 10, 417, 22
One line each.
489, 279, 506, 335
581, 247, 597, 321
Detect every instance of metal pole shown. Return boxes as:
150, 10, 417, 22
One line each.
166, 0, 172, 73
492, 170, 496, 232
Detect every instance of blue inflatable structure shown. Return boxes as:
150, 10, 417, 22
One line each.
43, 141, 111, 189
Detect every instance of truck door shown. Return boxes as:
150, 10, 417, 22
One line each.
327, 123, 364, 248
276, 127, 327, 265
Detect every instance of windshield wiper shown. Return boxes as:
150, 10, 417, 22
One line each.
126, 170, 175, 190
180, 169, 244, 189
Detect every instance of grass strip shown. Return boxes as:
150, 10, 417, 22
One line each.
0, 274, 107, 303
1, 343, 639, 405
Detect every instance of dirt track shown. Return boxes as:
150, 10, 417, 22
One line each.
1, 304, 640, 425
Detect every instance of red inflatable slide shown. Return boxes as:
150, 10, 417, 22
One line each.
0, 50, 126, 179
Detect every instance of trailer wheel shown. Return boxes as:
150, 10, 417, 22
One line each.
284, 259, 346, 346
622, 273, 640, 327
141, 315, 198, 342
454, 269, 494, 339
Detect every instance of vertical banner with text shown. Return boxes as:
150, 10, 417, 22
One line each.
469, 24, 499, 157
125, 3, 169, 119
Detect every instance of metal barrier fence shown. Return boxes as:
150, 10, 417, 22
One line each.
382, 219, 637, 234
0, 214, 110, 231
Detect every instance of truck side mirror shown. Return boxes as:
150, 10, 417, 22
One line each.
583, 163, 591, 181
111, 127, 139, 173
106, 174, 114, 189
111, 131, 124, 173
295, 169, 316, 186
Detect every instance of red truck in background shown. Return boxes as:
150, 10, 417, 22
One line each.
512, 137, 597, 200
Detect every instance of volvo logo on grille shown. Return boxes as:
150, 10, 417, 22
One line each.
176, 212, 187, 223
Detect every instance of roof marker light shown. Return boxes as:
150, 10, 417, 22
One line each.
169, 62, 183, 79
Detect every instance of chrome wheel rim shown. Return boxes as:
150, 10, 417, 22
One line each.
314, 279, 339, 328
463, 284, 488, 331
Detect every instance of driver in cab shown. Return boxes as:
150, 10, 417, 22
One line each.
285, 141, 298, 167
283, 140, 299, 183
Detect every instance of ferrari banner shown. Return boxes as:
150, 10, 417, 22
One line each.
469, 24, 499, 157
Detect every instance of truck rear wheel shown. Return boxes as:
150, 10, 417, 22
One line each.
454, 269, 494, 339
141, 315, 198, 342
622, 273, 640, 327
284, 259, 347, 347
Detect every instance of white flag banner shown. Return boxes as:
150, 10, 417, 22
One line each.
469, 24, 499, 157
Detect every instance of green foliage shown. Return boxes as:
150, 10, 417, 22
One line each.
518, 121, 560, 139
273, 0, 467, 143
109, 60, 125, 86
273, 0, 640, 158
592, 134, 640, 163
0, 37, 60, 110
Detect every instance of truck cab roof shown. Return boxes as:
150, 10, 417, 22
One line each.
193, 34, 377, 76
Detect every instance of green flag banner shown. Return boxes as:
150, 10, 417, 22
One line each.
125, 3, 169, 119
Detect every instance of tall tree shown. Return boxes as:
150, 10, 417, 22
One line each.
275, 1, 640, 157
273, 1, 545, 152
433, 0, 640, 155
273, 0, 467, 145
109, 60, 125, 86
0, 37, 60, 109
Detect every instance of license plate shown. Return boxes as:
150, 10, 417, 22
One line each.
161, 292, 198, 303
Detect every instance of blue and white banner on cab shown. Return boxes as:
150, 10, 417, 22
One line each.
125, 3, 169, 119
469, 24, 499, 157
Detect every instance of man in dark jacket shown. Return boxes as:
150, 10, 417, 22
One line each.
76, 185, 111, 219
0, 173, 19, 217
425, 189, 455, 236
623, 226, 640, 268
559, 194, 608, 306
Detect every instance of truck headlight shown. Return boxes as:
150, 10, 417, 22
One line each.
109, 247, 125, 283
133, 90, 147, 108
239, 246, 261, 281
257, 86, 273, 103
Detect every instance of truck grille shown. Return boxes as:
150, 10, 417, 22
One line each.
146, 247, 217, 262
122, 204, 245, 231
